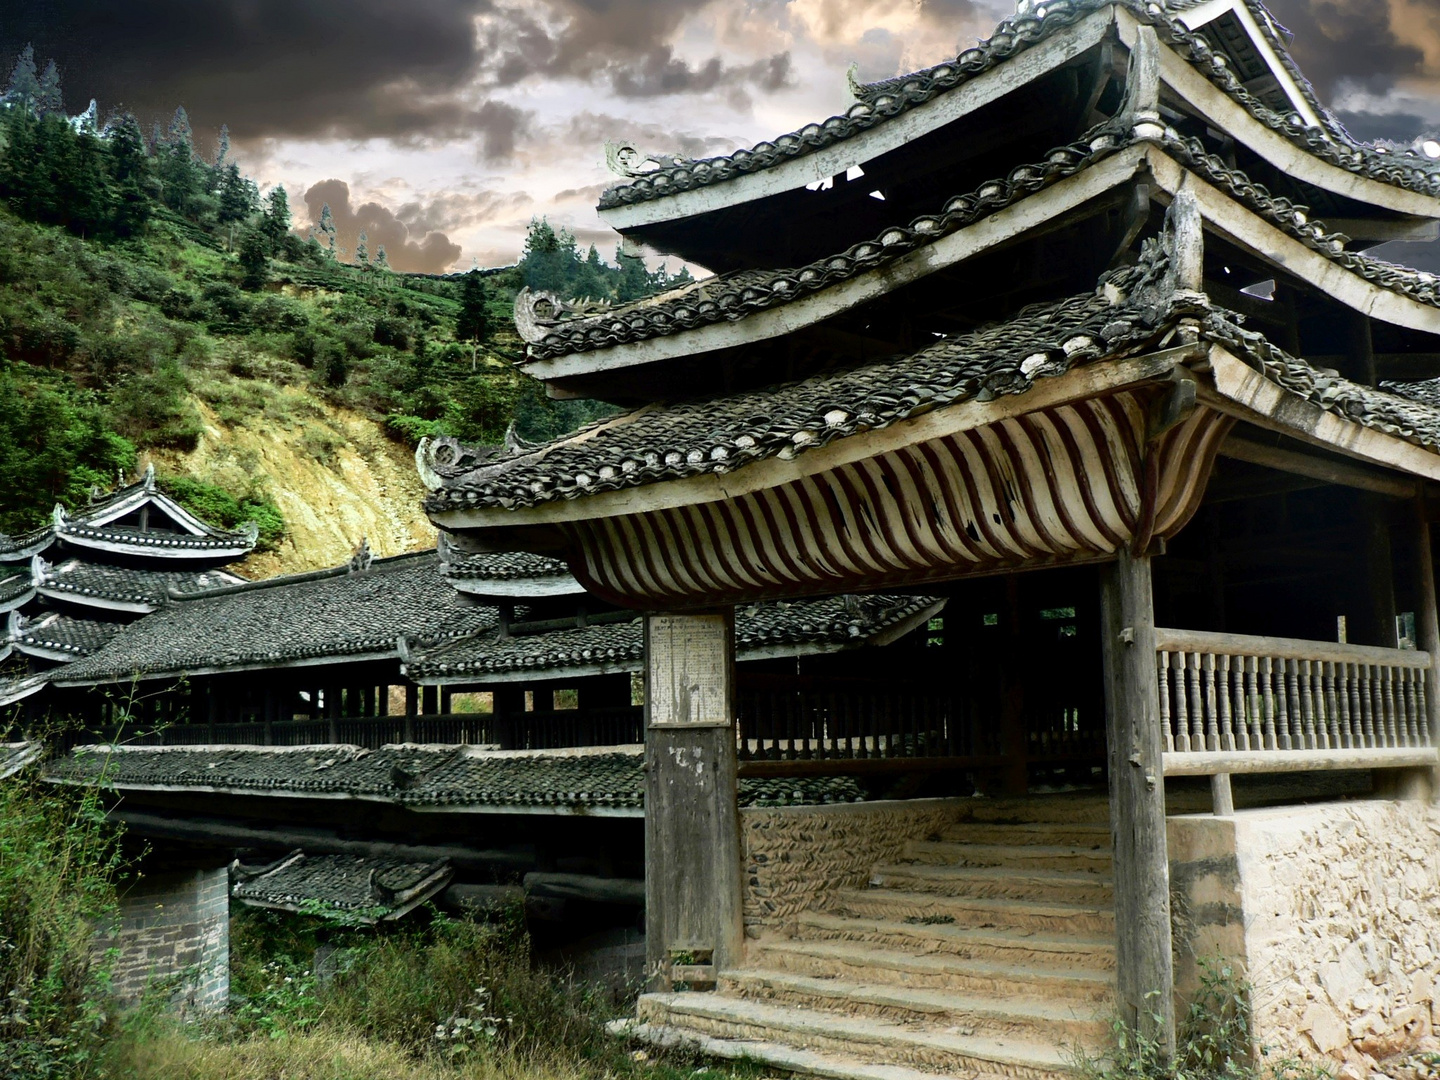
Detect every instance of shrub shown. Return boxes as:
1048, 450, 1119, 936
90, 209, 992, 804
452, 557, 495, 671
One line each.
161, 475, 286, 552
0, 776, 126, 1080
107, 361, 203, 451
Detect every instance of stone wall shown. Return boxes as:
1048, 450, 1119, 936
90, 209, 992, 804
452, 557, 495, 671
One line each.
739, 798, 966, 935
1171, 800, 1440, 1078
100, 866, 229, 1014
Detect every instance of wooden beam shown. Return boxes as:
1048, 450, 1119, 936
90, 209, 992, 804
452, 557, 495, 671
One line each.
644, 611, 743, 989
1100, 549, 1176, 1056
1163, 747, 1438, 776
1217, 434, 1419, 498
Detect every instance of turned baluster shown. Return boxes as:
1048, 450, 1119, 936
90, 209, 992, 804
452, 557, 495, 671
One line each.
1274, 657, 1292, 751
1158, 652, 1174, 753
1202, 653, 1220, 752
1188, 651, 1206, 752
1173, 652, 1191, 753
1217, 653, 1236, 751
1299, 659, 1318, 750
1260, 656, 1278, 750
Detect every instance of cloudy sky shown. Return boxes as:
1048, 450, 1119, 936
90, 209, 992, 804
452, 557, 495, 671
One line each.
5, 0, 1439, 274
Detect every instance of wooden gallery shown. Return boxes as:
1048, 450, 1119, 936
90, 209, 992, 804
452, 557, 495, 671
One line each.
6, 0, 1440, 1074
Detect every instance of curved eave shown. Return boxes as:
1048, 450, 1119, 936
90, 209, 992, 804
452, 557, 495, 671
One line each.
446, 575, 586, 599
532, 144, 1440, 385
0, 681, 47, 710
56, 531, 254, 561
0, 643, 11, 664
52, 647, 404, 689
599, 9, 1115, 232
0, 586, 36, 614
430, 347, 1193, 533
35, 586, 160, 615
0, 535, 56, 564
1126, 9, 1440, 221
14, 641, 85, 663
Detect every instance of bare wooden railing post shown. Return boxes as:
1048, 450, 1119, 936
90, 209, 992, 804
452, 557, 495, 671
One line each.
1100, 549, 1176, 1057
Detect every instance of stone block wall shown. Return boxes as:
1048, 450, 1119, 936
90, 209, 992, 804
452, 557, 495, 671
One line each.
99, 866, 229, 1014
1171, 801, 1440, 1078
739, 798, 966, 935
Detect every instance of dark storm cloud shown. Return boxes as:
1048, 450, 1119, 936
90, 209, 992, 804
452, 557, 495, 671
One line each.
0, 0, 518, 146
395, 190, 534, 234
303, 180, 462, 274
1336, 110, 1435, 143
1264, 0, 1426, 100
609, 48, 793, 98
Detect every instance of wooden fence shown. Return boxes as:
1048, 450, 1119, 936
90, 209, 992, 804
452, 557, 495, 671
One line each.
1154, 628, 1438, 776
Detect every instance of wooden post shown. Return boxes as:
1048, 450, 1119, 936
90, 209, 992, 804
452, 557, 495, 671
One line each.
1361, 495, 1399, 649
1100, 550, 1176, 1055
644, 610, 742, 991
1415, 502, 1439, 801
1001, 576, 1028, 794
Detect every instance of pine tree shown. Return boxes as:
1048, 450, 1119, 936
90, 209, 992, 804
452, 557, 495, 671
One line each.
156, 106, 200, 215
259, 186, 290, 253
317, 203, 337, 258
374, 245, 389, 270
456, 272, 491, 370
36, 60, 62, 115
238, 228, 268, 290
216, 161, 256, 226
354, 229, 369, 266
103, 113, 153, 237
4, 46, 39, 109
615, 244, 652, 302
215, 123, 230, 167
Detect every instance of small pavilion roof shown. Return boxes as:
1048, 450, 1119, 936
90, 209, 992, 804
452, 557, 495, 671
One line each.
34, 557, 245, 615
0, 465, 258, 565
0, 570, 36, 613
8, 611, 123, 662
402, 593, 944, 684
427, 248, 1440, 521
231, 851, 453, 922
437, 537, 583, 599
47, 743, 866, 813
598, 0, 1440, 227
0, 740, 43, 780
525, 122, 1440, 378
52, 549, 495, 685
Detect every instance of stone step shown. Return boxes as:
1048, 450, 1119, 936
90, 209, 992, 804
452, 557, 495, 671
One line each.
749, 938, 1115, 1005
795, 912, 1115, 971
614, 1018, 1027, 1080
869, 863, 1114, 906
935, 821, 1113, 849
903, 840, 1113, 875
633, 992, 1079, 1080
833, 887, 1114, 936
719, 968, 1109, 1045
951, 795, 1112, 826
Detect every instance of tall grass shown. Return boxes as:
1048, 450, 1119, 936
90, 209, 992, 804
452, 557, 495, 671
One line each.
0, 777, 126, 1080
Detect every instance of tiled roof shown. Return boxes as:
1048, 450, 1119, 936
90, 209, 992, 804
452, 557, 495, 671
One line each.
231, 851, 453, 922
428, 243, 1440, 516
425, 246, 1196, 511
0, 525, 55, 563
0, 741, 43, 779
0, 572, 34, 611
441, 548, 571, 581
404, 594, 942, 681
533, 122, 1440, 365
36, 558, 244, 610
11, 612, 123, 659
53, 551, 496, 684
55, 521, 257, 552
48, 744, 868, 809
597, 0, 1440, 213
0, 678, 48, 710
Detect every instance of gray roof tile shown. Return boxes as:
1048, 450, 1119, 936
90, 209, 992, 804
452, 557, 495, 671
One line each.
231, 852, 453, 921
37, 558, 243, 610
48, 744, 867, 808
598, 0, 1440, 213
11, 612, 123, 659
53, 551, 495, 683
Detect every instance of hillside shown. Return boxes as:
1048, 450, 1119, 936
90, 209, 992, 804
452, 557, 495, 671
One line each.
0, 68, 688, 575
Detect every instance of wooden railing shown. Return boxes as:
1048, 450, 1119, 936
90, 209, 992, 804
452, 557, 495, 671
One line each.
1154, 628, 1438, 776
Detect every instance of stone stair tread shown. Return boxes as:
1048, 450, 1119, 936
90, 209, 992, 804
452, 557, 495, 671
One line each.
939, 822, 1112, 838
639, 992, 1076, 1070
837, 887, 1111, 921
612, 1018, 1040, 1080
800, 911, 1114, 952
907, 840, 1112, 860
723, 968, 1103, 1024
873, 863, 1114, 887
753, 938, 1115, 987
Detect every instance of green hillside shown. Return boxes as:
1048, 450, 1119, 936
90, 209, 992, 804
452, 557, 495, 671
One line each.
0, 50, 681, 550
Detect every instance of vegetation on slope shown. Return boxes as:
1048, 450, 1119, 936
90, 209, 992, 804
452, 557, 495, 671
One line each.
0, 46, 684, 549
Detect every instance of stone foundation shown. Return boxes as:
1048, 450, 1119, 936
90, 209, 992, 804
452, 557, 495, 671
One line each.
99, 866, 229, 1014
739, 798, 966, 934
1170, 799, 1440, 1077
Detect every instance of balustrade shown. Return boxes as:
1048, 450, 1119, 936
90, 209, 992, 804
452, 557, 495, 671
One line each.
1154, 628, 1437, 776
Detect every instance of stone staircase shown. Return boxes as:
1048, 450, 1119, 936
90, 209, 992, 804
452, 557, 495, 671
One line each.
622, 795, 1116, 1080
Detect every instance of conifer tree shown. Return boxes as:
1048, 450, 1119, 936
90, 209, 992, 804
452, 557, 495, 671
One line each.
157, 106, 200, 214
260, 186, 290, 252
215, 123, 230, 167
374, 245, 389, 270
315, 203, 337, 257
238, 228, 268, 290
104, 113, 153, 236
36, 60, 62, 115
4, 46, 39, 109
456, 271, 491, 370
354, 229, 369, 266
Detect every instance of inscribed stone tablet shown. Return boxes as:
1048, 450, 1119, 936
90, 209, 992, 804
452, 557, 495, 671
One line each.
648, 614, 730, 727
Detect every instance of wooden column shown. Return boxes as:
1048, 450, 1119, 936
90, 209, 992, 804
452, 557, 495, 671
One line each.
1413, 504, 1439, 802
1000, 576, 1028, 794
1099, 550, 1176, 1055
1360, 494, 1399, 649
644, 610, 742, 990
494, 686, 524, 749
